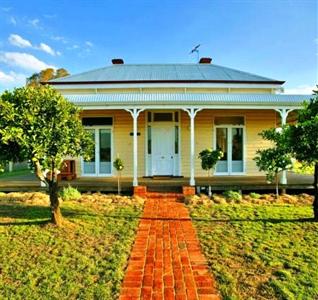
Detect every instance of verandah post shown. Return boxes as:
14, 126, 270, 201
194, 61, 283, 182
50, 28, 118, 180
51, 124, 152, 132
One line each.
126, 108, 144, 187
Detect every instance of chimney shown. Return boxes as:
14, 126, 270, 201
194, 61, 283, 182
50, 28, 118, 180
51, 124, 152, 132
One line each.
199, 57, 212, 64
112, 58, 124, 65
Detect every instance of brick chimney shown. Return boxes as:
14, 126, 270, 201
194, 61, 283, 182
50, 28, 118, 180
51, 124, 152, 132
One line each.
112, 58, 124, 64
199, 57, 212, 64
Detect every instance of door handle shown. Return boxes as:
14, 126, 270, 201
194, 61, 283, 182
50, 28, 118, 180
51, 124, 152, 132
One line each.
161, 156, 165, 159
171, 156, 173, 159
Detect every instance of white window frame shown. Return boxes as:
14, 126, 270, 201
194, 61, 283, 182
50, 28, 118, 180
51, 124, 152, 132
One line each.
81, 126, 113, 177
213, 116, 246, 175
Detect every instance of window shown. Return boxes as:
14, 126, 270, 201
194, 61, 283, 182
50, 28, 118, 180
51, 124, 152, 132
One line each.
82, 128, 112, 175
82, 117, 113, 126
147, 112, 152, 122
214, 116, 244, 125
175, 126, 179, 154
153, 113, 173, 122
83, 129, 96, 174
147, 126, 152, 154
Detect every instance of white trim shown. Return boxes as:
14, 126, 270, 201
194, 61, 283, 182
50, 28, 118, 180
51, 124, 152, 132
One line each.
213, 116, 246, 175
81, 126, 113, 177
79, 104, 301, 111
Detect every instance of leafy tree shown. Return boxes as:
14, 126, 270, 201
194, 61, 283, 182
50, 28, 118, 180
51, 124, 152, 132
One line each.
198, 148, 223, 197
0, 86, 93, 226
113, 158, 124, 195
26, 68, 70, 86
286, 91, 318, 220
254, 130, 293, 198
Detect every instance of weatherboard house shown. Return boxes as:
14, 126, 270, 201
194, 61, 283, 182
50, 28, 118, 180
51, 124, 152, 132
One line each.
48, 58, 309, 192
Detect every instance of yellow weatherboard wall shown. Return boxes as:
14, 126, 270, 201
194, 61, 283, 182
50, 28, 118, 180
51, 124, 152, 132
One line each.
76, 108, 276, 178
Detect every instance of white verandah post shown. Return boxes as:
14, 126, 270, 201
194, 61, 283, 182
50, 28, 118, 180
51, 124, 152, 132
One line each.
275, 108, 294, 185
183, 108, 202, 186
126, 108, 144, 187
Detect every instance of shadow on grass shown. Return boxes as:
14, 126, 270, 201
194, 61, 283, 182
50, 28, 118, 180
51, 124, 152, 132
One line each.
192, 217, 315, 223
1, 203, 315, 226
0, 203, 141, 226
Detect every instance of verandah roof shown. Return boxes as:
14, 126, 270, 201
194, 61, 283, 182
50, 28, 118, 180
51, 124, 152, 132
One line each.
65, 93, 311, 107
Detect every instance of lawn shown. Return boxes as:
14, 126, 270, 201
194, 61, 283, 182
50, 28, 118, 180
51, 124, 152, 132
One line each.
0, 192, 143, 300
0, 168, 32, 179
189, 202, 318, 300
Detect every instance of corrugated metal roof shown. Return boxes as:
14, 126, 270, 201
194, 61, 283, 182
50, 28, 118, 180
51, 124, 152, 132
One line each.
64, 93, 310, 107
49, 64, 283, 84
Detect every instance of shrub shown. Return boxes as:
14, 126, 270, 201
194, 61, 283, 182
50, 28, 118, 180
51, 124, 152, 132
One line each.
59, 186, 81, 201
249, 192, 261, 199
223, 190, 242, 202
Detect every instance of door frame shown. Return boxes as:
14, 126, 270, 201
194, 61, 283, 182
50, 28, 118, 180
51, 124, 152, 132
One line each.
213, 124, 246, 175
145, 110, 181, 176
81, 126, 113, 177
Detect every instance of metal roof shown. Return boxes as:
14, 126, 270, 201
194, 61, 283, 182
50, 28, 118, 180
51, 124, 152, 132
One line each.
49, 64, 284, 84
64, 93, 310, 107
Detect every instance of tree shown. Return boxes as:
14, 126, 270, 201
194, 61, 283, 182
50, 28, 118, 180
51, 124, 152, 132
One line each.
254, 130, 293, 198
113, 157, 124, 195
0, 86, 93, 226
26, 68, 70, 86
286, 91, 318, 220
198, 148, 223, 197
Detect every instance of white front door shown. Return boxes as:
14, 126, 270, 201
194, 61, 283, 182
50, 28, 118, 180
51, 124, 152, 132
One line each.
152, 125, 174, 175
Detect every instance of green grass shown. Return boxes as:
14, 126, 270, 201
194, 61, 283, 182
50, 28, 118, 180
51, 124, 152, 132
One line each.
0, 197, 142, 299
189, 204, 318, 300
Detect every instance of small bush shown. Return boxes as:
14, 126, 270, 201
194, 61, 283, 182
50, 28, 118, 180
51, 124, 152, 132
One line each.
59, 186, 81, 201
223, 190, 242, 203
250, 192, 261, 199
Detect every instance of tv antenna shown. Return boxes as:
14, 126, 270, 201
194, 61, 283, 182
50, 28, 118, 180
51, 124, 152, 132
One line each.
189, 44, 201, 62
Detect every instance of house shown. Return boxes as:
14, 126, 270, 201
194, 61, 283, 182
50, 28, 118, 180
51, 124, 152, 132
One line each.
48, 58, 310, 191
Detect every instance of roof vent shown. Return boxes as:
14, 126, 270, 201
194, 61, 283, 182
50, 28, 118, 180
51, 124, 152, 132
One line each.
112, 58, 124, 65
199, 57, 212, 64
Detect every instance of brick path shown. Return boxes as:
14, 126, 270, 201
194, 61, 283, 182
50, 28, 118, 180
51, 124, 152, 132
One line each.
119, 193, 220, 300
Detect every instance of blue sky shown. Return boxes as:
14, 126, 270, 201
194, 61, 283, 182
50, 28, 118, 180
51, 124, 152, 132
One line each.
0, 0, 317, 93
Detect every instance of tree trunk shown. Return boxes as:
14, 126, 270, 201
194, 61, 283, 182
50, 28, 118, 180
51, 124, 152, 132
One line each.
117, 171, 121, 195
48, 181, 63, 226
313, 163, 318, 221
275, 174, 279, 199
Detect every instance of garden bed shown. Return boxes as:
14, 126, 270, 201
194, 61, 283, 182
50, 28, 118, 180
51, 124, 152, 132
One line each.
0, 192, 143, 299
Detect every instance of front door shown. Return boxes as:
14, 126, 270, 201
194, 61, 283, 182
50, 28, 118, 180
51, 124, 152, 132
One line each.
152, 125, 174, 175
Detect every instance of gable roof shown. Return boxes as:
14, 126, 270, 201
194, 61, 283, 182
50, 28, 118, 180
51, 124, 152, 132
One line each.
49, 63, 284, 85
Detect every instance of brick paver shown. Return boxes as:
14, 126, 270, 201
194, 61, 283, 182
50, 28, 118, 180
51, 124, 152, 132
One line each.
119, 193, 220, 300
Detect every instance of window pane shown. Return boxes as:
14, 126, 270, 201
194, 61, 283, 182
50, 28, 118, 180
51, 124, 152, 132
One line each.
175, 126, 179, 154
216, 128, 228, 172
214, 116, 244, 125
232, 128, 243, 172
148, 126, 151, 154
99, 129, 111, 174
153, 113, 173, 122
174, 111, 179, 122
82, 117, 113, 126
148, 112, 152, 122
83, 129, 96, 174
